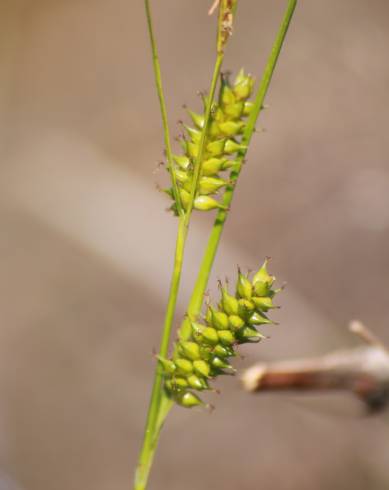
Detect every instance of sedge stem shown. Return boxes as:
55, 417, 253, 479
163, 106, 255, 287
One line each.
181, 0, 298, 334
134, 216, 188, 490
144, 0, 183, 215
134, 3, 227, 489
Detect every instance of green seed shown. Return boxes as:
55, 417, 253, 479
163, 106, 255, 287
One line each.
252, 296, 276, 312
186, 140, 199, 159
157, 356, 176, 374
176, 391, 203, 408
220, 84, 236, 106
199, 345, 213, 361
243, 101, 254, 116
218, 330, 235, 345
236, 270, 253, 299
224, 101, 244, 119
206, 139, 226, 157
173, 154, 191, 170
238, 298, 255, 319
179, 341, 201, 361
201, 157, 226, 176
185, 125, 201, 143
198, 176, 227, 195
193, 360, 211, 378
202, 327, 219, 345
233, 77, 254, 100
188, 111, 205, 129
238, 326, 266, 342
218, 121, 245, 137
229, 315, 245, 330
252, 258, 275, 287
174, 169, 190, 184
179, 188, 190, 210
212, 356, 235, 371
213, 344, 234, 358
194, 195, 227, 211
170, 377, 189, 390
220, 286, 239, 315
224, 139, 247, 154
249, 311, 272, 326
210, 308, 230, 330
253, 281, 272, 297
187, 374, 209, 391
175, 358, 193, 375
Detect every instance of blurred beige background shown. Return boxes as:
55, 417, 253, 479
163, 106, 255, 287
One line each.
0, 0, 389, 489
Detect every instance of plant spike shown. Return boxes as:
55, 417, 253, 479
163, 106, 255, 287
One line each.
165, 70, 254, 216
159, 260, 280, 407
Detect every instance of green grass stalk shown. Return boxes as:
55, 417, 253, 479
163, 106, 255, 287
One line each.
180, 0, 298, 339
134, 3, 228, 489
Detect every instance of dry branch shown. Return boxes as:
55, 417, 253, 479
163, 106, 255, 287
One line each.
242, 322, 389, 412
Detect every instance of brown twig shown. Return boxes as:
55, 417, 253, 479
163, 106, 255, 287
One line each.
242, 322, 389, 412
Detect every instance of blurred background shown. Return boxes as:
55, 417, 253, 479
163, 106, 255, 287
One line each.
0, 0, 388, 489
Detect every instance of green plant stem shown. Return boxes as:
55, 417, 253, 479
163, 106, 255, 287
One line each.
135, 8, 226, 490
144, 0, 183, 215
181, 0, 298, 337
134, 54, 224, 490
134, 216, 187, 490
